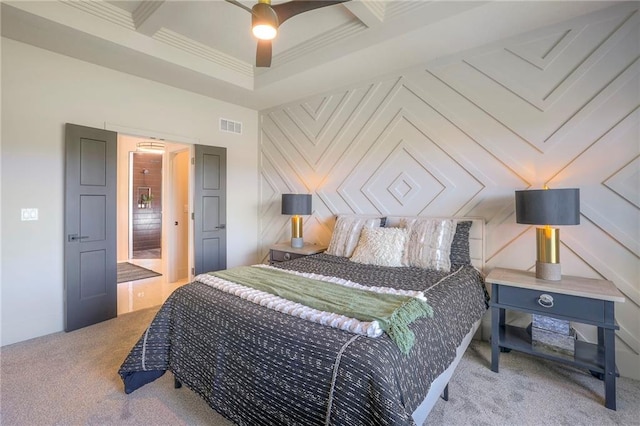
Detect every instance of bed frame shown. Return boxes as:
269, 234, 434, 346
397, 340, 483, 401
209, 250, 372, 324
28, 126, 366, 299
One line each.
412, 318, 482, 424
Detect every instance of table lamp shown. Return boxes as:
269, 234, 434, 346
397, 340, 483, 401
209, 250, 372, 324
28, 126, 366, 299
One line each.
281, 194, 312, 248
515, 188, 580, 281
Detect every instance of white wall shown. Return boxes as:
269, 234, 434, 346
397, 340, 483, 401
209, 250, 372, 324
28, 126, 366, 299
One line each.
0, 38, 259, 346
258, 4, 639, 379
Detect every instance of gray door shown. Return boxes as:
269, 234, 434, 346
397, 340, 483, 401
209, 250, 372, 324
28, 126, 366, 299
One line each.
194, 145, 227, 274
64, 124, 117, 332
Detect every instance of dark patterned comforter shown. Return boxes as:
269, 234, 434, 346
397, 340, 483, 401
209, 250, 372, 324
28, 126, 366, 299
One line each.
119, 254, 489, 426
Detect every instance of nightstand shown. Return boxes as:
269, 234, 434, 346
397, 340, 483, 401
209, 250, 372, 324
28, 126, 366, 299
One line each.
269, 242, 327, 264
486, 267, 625, 410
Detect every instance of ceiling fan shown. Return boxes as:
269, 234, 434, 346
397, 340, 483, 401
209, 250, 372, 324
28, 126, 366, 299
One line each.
225, 0, 351, 67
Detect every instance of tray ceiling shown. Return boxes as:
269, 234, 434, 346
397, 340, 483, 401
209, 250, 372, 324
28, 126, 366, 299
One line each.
1, 1, 618, 109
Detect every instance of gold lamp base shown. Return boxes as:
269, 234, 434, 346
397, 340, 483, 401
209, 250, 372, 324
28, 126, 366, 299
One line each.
535, 226, 561, 281
290, 215, 304, 248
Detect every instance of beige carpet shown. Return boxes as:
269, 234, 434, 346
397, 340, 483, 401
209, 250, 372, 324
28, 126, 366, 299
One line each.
1, 306, 639, 425
428, 342, 640, 425
0, 307, 229, 425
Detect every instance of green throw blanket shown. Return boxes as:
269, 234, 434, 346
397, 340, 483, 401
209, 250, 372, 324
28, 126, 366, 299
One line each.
210, 266, 433, 354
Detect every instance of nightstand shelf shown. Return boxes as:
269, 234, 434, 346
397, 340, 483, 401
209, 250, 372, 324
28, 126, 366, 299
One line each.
486, 268, 625, 410
497, 324, 616, 376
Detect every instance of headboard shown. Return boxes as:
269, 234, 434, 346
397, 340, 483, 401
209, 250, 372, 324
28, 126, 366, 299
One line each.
383, 217, 485, 272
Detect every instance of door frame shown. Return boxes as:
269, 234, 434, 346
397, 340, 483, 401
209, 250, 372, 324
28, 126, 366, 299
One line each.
108, 121, 199, 280
165, 148, 193, 282
117, 135, 193, 280
108, 123, 226, 282
127, 151, 134, 260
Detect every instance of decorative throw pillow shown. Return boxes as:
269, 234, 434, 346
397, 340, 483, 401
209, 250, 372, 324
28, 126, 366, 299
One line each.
401, 218, 456, 271
450, 221, 472, 265
326, 215, 383, 258
350, 227, 407, 267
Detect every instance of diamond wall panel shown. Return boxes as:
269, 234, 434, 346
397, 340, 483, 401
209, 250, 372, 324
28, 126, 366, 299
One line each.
259, 4, 639, 379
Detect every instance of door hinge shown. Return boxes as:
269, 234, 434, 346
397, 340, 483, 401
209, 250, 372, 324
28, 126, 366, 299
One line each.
191, 267, 195, 275
191, 157, 195, 165
191, 212, 195, 220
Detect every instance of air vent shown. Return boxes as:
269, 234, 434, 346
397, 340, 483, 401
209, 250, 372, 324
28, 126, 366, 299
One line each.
220, 118, 242, 134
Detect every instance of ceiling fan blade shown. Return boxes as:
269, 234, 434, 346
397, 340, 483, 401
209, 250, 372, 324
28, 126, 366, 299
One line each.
272, 0, 350, 25
224, 0, 254, 15
256, 39, 272, 67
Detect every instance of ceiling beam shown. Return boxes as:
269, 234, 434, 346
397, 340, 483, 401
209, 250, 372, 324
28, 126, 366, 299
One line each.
132, 1, 173, 36
343, 0, 385, 28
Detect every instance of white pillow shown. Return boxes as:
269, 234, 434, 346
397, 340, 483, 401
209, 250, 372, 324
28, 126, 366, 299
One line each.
350, 227, 407, 267
326, 215, 383, 258
401, 218, 456, 271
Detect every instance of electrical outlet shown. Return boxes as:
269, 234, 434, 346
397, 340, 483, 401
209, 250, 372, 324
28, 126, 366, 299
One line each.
21, 208, 38, 221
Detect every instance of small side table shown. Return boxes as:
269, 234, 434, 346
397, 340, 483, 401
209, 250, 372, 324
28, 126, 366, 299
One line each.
486, 267, 625, 410
269, 242, 327, 265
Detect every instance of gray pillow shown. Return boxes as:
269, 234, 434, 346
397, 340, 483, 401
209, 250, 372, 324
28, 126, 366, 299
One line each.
400, 218, 456, 271
450, 221, 472, 265
326, 215, 384, 258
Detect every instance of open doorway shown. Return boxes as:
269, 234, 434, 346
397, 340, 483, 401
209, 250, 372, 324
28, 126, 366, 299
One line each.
116, 134, 192, 314
64, 123, 227, 326
130, 151, 163, 259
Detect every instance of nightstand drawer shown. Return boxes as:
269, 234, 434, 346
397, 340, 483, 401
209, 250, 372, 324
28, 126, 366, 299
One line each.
498, 286, 604, 323
269, 243, 327, 265
270, 250, 306, 262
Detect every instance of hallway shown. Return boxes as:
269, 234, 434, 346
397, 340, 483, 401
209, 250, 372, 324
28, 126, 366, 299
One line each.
116, 136, 191, 316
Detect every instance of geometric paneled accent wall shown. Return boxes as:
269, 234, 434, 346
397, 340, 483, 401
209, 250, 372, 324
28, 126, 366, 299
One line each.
259, 4, 639, 379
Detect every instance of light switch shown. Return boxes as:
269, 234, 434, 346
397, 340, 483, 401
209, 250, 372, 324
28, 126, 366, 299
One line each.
21, 208, 38, 221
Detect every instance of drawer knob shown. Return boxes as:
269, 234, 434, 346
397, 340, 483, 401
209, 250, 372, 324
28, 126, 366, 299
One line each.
538, 294, 554, 308
283, 252, 291, 260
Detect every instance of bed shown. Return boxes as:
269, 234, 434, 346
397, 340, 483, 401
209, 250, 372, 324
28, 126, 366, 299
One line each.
119, 216, 489, 426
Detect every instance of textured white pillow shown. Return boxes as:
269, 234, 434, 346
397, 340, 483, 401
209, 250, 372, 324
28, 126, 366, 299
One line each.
350, 227, 407, 267
401, 218, 456, 271
326, 215, 382, 258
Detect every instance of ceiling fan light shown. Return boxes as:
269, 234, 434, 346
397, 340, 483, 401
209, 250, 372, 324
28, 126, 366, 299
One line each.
252, 24, 277, 40
252, 2, 278, 40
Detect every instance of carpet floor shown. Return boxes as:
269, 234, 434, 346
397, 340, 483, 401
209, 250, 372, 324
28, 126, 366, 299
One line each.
117, 262, 162, 283
1, 306, 638, 425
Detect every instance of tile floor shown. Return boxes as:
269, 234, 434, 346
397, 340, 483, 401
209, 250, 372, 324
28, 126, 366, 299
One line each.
132, 248, 161, 259
116, 258, 190, 315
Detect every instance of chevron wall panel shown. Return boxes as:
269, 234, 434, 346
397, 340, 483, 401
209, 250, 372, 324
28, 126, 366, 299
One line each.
259, 4, 640, 379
